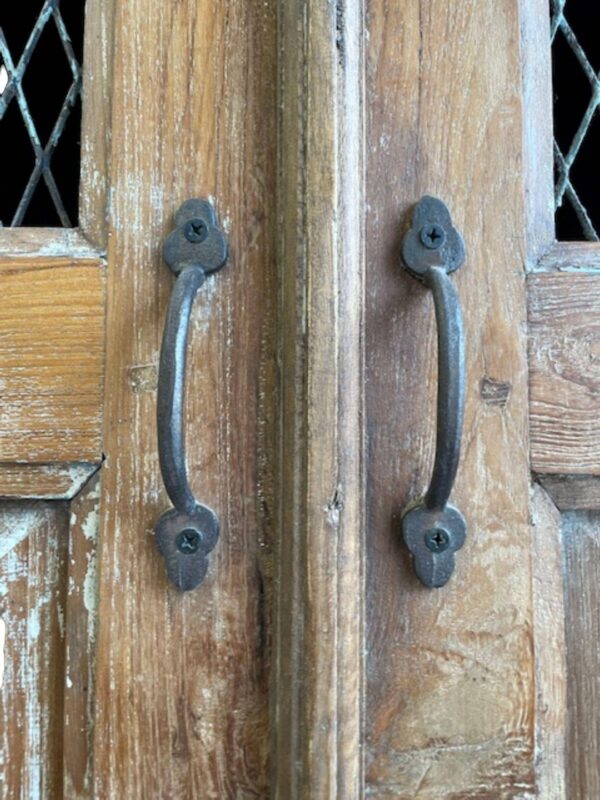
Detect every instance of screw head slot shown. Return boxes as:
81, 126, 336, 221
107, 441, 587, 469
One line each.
176, 528, 202, 554
424, 527, 450, 553
419, 223, 446, 250
184, 218, 209, 244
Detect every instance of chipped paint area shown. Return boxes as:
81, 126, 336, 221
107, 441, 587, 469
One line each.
0, 229, 101, 259
129, 364, 158, 394
82, 548, 98, 618
0, 619, 4, 688
192, 275, 219, 336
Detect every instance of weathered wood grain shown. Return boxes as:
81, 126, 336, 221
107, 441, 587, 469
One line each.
0, 257, 104, 465
364, 1, 535, 794
529, 272, 600, 474
561, 510, 600, 800
273, 0, 365, 796
92, 0, 277, 796
0, 502, 70, 799
531, 485, 567, 799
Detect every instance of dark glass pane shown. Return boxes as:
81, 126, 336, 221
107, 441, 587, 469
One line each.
552, 0, 600, 241
0, 1, 85, 227
552, 27, 591, 156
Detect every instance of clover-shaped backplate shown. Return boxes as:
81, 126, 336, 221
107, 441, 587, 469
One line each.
155, 504, 219, 591
401, 195, 465, 279
402, 503, 466, 588
163, 198, 228, 276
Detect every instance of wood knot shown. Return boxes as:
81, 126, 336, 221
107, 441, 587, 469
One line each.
480, 376, 511, 408
324, 487, 344, 527
129, 364, 158, 393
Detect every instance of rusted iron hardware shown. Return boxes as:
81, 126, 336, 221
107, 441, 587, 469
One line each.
155, 199, 228, 590
400, 196, 466, 588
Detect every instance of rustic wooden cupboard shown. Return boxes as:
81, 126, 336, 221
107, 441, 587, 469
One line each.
1, 0, 600, 797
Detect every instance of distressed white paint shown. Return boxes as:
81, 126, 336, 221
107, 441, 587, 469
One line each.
192, 276, 219, 336
0, 619, 4, 688
83, 549, 98, 619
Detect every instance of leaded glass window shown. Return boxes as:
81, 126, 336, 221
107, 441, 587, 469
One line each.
551, 0, 600, 240
0, 1, 84, 227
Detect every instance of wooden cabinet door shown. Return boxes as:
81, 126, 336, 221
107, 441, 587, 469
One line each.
1, 0, 599, 797
276, 0, 599, 797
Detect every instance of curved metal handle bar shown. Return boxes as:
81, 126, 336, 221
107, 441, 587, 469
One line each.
154, 198, 228, 591
424, 266, 465, 512
157, 265, 205, 516
400, 196, 467, 588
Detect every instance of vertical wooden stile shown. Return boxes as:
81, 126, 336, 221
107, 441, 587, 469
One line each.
273, 1, 366, 796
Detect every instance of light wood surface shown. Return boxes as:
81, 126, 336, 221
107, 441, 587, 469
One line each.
364, 0, 535, 794
521, 0, 556, 265
529, 272, 600, 474
92, 0, 277, 796
0, 257, 104, 464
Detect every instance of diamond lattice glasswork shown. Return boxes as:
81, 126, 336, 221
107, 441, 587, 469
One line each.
0, 1, 83, 227
551, 0, 600, 240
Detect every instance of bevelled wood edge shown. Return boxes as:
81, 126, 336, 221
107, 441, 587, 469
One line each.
273, 0, 365, 796
531, 484, 567, 798
0, 463, 100, 500
79, 0, 115, 247
0, 229, 102, 259
535, 241, 600, 272
536, 475, 600, 511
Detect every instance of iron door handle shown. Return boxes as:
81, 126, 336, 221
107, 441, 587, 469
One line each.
400, 196, 466, 588
155, 199, 228, 591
